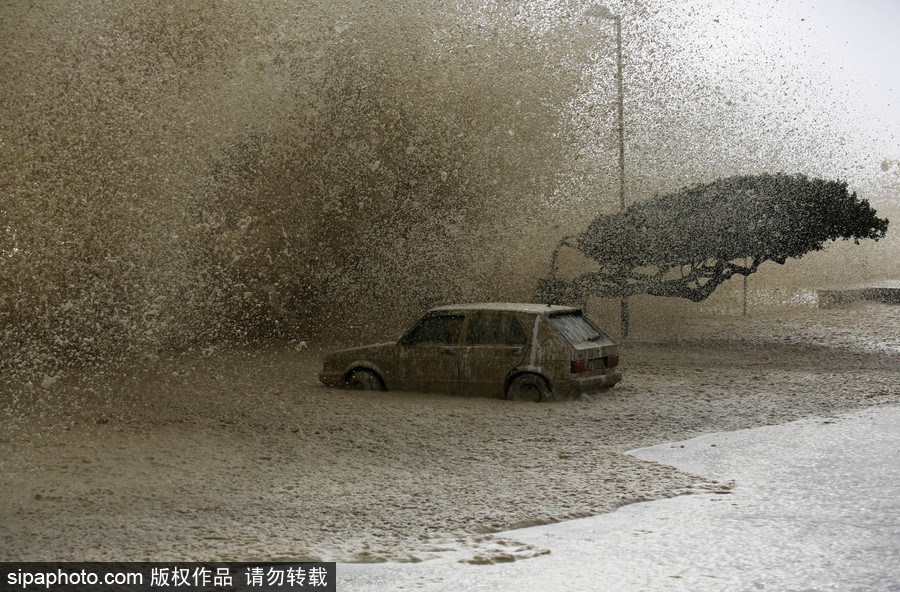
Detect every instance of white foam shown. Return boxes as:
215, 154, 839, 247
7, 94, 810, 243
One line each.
339, 405, 900, 591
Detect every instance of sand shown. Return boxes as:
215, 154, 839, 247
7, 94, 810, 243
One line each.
1, 301, 898, 562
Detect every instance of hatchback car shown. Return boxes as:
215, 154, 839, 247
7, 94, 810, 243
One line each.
318, 303, 621, 401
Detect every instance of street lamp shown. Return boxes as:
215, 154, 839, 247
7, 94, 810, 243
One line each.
586, 4, 629, 335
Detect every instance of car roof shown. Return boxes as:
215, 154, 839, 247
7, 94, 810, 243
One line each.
429, 302, 582, 315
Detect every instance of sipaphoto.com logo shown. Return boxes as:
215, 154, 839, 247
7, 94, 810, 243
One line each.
0, 562, 336, 592
5, 567, 142, 589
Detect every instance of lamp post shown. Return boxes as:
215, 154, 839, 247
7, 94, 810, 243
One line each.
586, 5, 628, 335
743, 256, 748, 315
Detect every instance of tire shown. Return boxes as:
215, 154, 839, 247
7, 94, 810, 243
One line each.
506, 373, 551, 402
344, 369, 385, 391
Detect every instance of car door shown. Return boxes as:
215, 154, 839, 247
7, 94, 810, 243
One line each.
397, 313, 464, 393
459, 312, 528, 397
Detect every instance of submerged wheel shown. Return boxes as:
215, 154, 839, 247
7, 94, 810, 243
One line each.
506, 373, 551, 402
344, 369, 385, 391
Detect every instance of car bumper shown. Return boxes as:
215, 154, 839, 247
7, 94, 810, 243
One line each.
318, 372, 344, 388
552, 371, 622, 398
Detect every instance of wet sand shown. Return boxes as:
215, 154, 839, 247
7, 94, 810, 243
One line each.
1, 302, 898, 562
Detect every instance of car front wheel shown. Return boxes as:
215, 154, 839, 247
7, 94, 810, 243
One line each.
507, 373, 551, 402
344, 369, 385, 391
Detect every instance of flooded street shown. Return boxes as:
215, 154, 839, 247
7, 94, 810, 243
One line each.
2, 303, 898, 564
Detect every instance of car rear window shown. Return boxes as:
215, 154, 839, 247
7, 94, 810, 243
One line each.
550, 313, 614, 345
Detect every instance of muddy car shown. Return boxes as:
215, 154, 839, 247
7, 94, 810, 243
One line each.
318, 303, 621, 401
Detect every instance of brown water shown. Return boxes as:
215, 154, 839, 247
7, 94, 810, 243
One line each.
3, 0, 897, 387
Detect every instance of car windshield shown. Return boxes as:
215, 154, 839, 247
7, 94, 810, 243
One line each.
550, 313, 613, 345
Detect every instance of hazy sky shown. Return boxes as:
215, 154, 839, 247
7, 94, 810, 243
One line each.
654, 0, 899, 175
477, 0, 899, 214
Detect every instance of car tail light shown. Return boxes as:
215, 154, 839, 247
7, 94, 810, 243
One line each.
570, 360, 586, 373
606, 355, 619, 368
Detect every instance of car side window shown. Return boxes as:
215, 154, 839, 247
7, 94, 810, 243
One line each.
403, 314, 464, 346
464, 313, 527, 346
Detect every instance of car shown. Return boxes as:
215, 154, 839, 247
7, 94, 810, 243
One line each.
318, 303, 621, 401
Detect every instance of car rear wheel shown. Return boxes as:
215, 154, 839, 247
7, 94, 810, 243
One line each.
507, 373, 551, 402
344, 369, 385, 391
